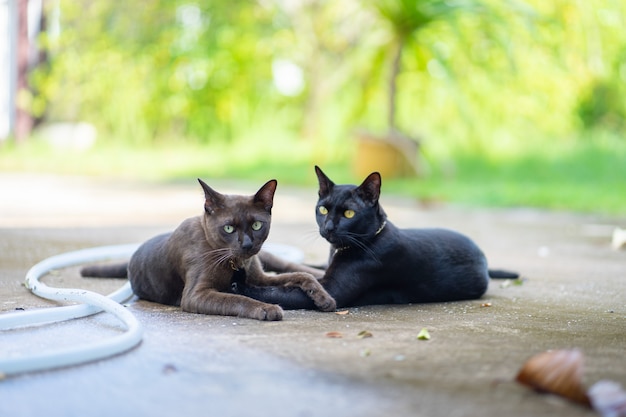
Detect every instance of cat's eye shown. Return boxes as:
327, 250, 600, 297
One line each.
318, 206, 328, 215
344, 209, 355, 219
223, 225, 235, 234
251, 221, 263, 231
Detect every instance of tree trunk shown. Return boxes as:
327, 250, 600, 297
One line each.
387, 36, 404, 132
15, 0, 32, 142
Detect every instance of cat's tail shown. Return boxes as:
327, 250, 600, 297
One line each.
80, 262, 129, 278
488, 269, 519, 279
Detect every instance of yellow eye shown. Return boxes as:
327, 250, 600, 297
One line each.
318, 206, 328, 215
344, 209, 355, 219
224, 225, 235, 234
251, 221, 263, 231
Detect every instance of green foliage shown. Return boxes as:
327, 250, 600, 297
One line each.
7, 0, 626, 214
34, 1, 288, 144
372, 0, 486, 37
28, 0, 626, 148
576, 47, 626, 131
385, 132, 626, 214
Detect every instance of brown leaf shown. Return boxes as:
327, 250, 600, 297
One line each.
516, 349, 590, 406
325, 331, 343, 338
481, 302, 492, 307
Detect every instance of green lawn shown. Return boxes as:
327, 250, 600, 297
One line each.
389, 139, 626, 214
1, 133, 624, 215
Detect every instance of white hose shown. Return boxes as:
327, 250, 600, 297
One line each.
0, 244, 142, 376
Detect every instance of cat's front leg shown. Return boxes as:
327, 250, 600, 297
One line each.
231, 280, 316, 311
289, 272, 336, 311
181, 286, 283, 321
250, 271, 336, 312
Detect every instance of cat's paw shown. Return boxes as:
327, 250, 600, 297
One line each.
312, 293, 337, 312
251, 304, 283, 321
303, 284, 336, 312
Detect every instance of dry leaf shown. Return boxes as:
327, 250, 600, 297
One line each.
325, 331, 343, 338
516, 349, 590, 406
588, 380, 626, 417
417, 328, 430, 340
357, 330, 373, 339
481, 302, 492, 307
335, 310, 349, 315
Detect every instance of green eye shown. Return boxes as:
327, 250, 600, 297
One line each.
344, 209, 355, 219
223, 225, 235, 234
251, 221, 263, 231
318, 206, 328, 215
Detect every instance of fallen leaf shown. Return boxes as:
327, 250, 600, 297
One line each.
325, 331, 343, 338
357, 330, 373, 339
335, 310, 349, 315
516, 349, 590, 406
481, 302, 492, 307
360, 349, 371, 357
417, 328, 430, 341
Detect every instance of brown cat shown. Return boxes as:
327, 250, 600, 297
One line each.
81, 178, 336, 321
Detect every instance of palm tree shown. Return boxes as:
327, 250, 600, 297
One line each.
353, 0, 487, 178
372, 0, 486, 133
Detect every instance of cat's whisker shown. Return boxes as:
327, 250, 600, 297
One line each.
199, 247, 234, 271
299, 229, 324, 245
200, 248, 230, 261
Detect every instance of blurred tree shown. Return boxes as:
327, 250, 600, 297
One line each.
271, 0, 368, 141
25, 0, 626, 152
370, 0, 485, 132
34, 1, 279, 144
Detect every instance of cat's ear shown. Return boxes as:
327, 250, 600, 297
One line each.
315, 165, 335, 198
198, 178, 224, 215
356, 172, 381, 205
254, 179, 277, 213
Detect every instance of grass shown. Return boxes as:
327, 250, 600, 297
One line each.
1, 132, 625, 215
389, 136, 626, 214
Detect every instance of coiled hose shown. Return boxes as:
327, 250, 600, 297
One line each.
0, 244, 141, 376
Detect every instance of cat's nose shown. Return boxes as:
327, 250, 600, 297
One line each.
241, 235, 254, 251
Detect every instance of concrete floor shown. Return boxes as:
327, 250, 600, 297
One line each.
0, 174, 624, 417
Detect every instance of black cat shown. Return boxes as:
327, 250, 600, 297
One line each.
234, 166, 518, 309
